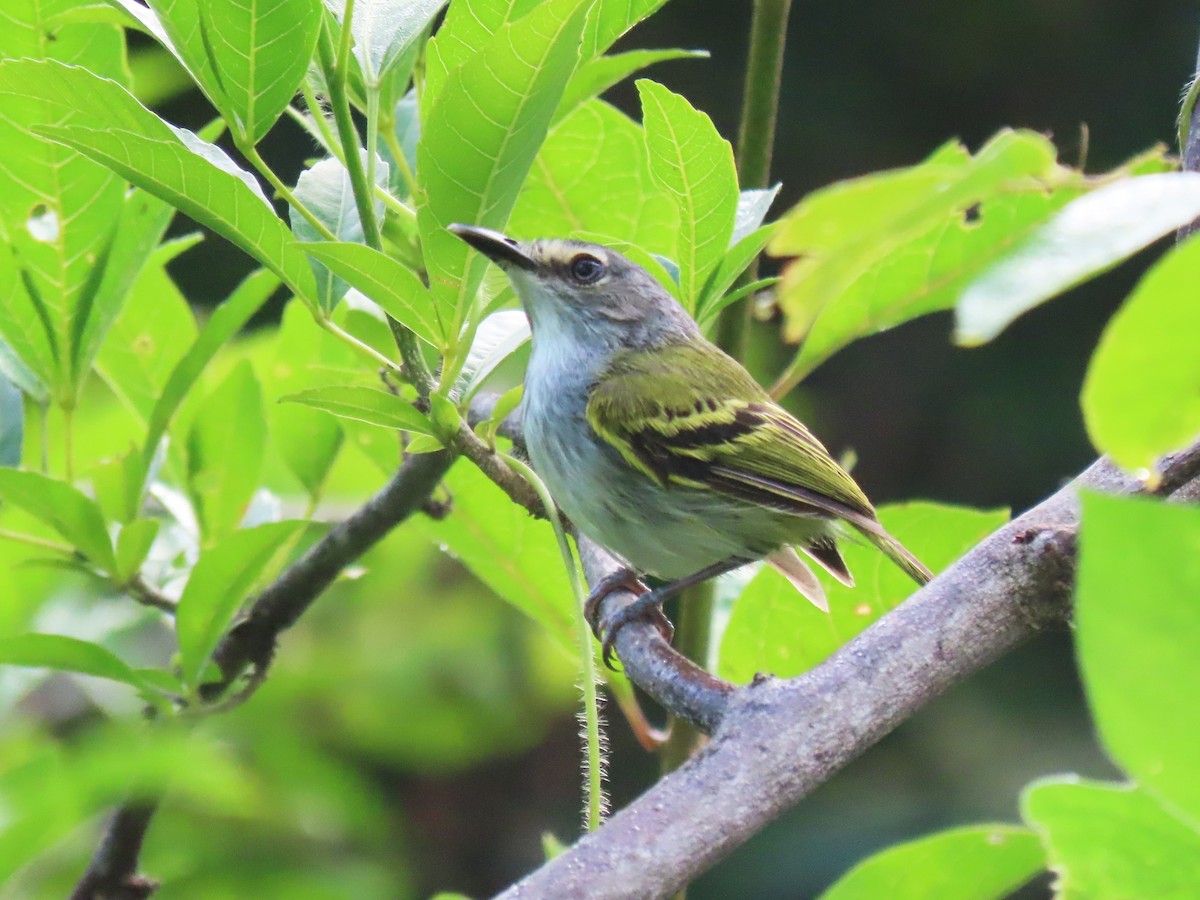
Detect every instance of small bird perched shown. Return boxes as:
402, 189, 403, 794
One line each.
450, 225, 932, 666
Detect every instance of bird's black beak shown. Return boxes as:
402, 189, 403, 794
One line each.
448, 224, 536, 271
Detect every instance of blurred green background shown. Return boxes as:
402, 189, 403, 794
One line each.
7, 0, 1199, 896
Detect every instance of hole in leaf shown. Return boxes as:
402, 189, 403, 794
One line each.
26, 204, 59, 243
962, 202, 982, 226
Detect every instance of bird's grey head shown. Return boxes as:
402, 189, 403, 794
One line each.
449, 224, 699, 351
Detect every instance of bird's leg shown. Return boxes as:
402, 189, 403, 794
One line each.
583, 566, 649, 630
599, 557, 751, 668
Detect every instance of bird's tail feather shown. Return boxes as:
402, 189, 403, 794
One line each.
862, 527, 933, 585
767, 548, 829, 612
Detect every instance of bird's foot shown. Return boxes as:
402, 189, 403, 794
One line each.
598, 589, 674, 670
583, 567, 648, 630
582, 568, 673, 669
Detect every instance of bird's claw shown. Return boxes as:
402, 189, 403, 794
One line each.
583, 567, 648, 632
598, 592, 674, 670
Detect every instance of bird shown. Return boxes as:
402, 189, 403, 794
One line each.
449, 224, 932, 666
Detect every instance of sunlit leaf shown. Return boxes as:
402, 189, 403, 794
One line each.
114, 518, 160, 583
769, 132, 1102, 385
1081, 237, 1200, 471
266, 303, 348, 499
819, 825, 1044, 900
0, 469, 116, 572
555, 48, 707, 122
95, 236, 199, 421
144, 268, 279, 469
637, 79, 738, 310
187, 361, 266, 543
176, 520, 305, 687
147, 0, 321, 142
415, 462, 575, 649
282, 385, 434, 433
0, 2, 127, 399
0, 61, 318, 305
1023, 779, 1200, 899
302, 242, 441, 346
1076, 494, 1200, 823
511, 100, 678, 257
0, 633, 149, 691
956, 172, 1200, 345
325, 0, 446, 87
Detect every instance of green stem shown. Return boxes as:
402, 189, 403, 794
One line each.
365, 87, 382, 226
318, 24, 384, 252
318, 317, 403, 374
240, 140, 338, 241
503, 454, 607, 832
37, 402, 48, 474
716, 0, 794, 359
318, 22, 434, 395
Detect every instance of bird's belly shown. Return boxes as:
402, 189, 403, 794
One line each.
527, 418, 788, 580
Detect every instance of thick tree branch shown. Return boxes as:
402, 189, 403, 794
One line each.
497, 441, 1200, 900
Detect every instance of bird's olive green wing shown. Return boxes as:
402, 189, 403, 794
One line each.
585, 342, 876, 524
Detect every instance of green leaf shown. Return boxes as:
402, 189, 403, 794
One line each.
636, 79, 738, 310
187, 361, 266, 543
415, 461, 575, 648
417, 0, 590, 341
326, 0, 446, 87
175, 520, 305, 687
1023, 779, 1200, 899
0, 374, 21, 467
770, 132, 1093, 383
0, 2, 128, 400
290, 152, 389, 314
1076, 493, 1200, 823
71, 188, 176, 393
452, 310, 530, 402
95, 237, 199, 422
819, 825, 1044, 900
580, 0, 669, 58
266, 303, 347, 499
282, 385, 434, 433
0, 633, 148, 692
0, 60, 318, 304
114, 519, 160, 583
0, 469, 116, 573
1081, 236, 1200, 471
956, 172, 1200, 345
147, 0, 322, 142
144, 267, 279, 469
697, 222, 776, 325
92, 449, 147, 525
301, 242, 441, 346
422, 0, 541, 99
510, 100, 678, 256
555, 49, 707, 122
717, 503, 1007, 683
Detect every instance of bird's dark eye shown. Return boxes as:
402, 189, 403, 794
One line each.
568, 254, 604, 284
